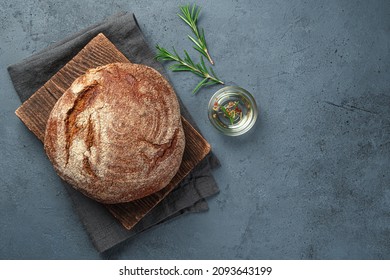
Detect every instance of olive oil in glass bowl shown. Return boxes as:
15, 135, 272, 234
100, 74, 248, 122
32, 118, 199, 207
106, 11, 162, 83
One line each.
208, 86, 258, 136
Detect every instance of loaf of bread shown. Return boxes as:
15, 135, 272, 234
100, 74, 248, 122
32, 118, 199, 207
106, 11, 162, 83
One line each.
44, 63, 185, 204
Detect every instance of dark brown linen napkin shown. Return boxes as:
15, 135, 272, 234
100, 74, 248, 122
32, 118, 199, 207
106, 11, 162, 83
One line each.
7, 12, 219, 253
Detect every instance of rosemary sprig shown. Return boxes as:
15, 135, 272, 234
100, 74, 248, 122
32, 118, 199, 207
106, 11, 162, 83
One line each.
213, 101, 242, 125
155, 45, 224, 94
219, 106, 233, 125
178, 4, 214, 65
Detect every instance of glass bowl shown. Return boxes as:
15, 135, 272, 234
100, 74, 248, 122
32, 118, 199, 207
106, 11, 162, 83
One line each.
208, 86, 258, 136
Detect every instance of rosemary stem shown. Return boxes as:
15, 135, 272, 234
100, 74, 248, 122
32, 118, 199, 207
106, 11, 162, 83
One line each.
181, 60, 201, 74
173, 56, 223, 85
206, 73, 223, 84
205, 49, 214, 65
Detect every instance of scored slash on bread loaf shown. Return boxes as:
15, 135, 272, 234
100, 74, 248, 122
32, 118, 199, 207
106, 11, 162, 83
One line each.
44, 62, 185, 204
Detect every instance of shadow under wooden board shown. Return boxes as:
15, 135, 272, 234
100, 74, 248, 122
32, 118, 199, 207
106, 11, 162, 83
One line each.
15, 33, 211, 230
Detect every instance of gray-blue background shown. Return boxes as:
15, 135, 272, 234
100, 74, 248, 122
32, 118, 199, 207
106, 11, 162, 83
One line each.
1, 0, 389, 259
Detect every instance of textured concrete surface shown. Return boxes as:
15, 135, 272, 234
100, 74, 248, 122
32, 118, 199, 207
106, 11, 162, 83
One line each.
1, 0, 389, 259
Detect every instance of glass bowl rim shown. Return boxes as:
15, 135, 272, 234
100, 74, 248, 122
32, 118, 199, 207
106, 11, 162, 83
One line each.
207, 86, 258, 136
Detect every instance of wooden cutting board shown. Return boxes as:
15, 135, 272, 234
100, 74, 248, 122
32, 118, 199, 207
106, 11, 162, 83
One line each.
15, 33, 211, 230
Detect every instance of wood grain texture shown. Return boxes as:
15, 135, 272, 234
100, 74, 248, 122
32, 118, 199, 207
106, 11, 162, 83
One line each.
15, 33, 211, 230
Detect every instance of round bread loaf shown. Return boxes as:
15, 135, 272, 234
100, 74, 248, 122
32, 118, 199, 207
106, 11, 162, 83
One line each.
44, 63, 185, 204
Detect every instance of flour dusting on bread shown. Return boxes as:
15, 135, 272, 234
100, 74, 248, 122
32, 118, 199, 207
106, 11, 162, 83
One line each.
44, 63, 185, 204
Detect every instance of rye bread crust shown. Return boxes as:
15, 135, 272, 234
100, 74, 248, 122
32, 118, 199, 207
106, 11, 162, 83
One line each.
44, 63, 185, 204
